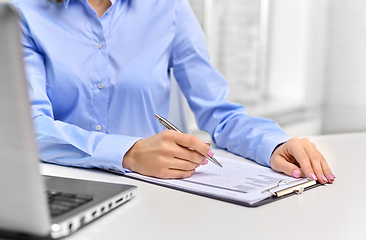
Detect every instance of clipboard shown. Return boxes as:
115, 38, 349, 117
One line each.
119, 173, 321, 207
251, 178, 320, 207
106, 155, 322, 207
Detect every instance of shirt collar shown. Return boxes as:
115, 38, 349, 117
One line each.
63, 0, 117, 10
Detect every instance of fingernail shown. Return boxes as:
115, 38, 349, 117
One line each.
193, 169, 195, 173
321, 175, 328, 182
204, 142, 211, 146
197, 164, 201, 167
208, 149, 214, 157
310, 173, 318, 181
203, 159, 209, 165
328, 174, 335, 180
292, 170, 301, 178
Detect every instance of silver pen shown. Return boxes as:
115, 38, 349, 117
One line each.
154, 113, 223, 167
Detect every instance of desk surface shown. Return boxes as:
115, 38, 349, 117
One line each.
41, 132, 366, 240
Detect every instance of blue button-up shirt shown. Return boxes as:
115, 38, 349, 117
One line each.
10, 0, 290, 173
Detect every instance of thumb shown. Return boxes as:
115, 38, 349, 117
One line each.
271, 156, 302, 178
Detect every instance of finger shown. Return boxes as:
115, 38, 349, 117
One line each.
173, 133, 211, 158
271, 155, 302, 178
158, 168, 195, 179
301, 140, 324, 183
320, 160, 336, 183
169, 158, 199, 171
173, 145, 206, 164
303, 140, 332, 184
311, 143, 335, 183
286, 138, 315, 180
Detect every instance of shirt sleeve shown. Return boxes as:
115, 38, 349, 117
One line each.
12, 2, 140, 173
170, 0, 291, 167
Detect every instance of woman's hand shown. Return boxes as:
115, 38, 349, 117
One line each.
122, 130, 212, 179
270, 137, 335, 184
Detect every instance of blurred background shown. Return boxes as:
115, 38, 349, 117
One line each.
2, 0, 365, 141
184, 0, 366, 141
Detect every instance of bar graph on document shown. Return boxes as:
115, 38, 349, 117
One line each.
182, 157, 294, 194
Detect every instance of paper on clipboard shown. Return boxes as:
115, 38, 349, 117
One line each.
126, 156, 315, 205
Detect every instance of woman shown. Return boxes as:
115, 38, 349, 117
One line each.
10, 0, 335, 183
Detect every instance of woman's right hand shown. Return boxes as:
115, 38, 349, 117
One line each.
122, 130, 212, 179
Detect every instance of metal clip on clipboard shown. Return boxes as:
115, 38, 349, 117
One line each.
263, 178, 317, 197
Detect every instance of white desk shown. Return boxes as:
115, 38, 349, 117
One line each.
41, 132, 366, 240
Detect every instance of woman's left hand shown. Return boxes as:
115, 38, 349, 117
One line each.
270, 137, 335, 184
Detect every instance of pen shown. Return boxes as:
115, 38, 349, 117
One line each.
154, 113, 223, 167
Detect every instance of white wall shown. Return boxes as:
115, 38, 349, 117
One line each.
322, 0, 366, 134
268, 0, 366, 135
267, 0, 329, 107
253, 0, 329, 137
267, 0, 308, 103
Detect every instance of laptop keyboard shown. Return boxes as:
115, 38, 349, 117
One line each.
47, 190, 93, 217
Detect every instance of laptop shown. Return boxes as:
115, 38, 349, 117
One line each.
0, 4, 137, 239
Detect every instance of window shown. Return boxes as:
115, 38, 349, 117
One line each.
190, 0, 269, 103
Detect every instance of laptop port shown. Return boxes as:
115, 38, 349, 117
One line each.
69, 223, 73, 231
92, 211, 97, 218
80, 216, 85, 226
115, 197, 123, 204
101, 206, 105, 213
108, 202, 113, 209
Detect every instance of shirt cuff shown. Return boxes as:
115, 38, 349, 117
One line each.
255, 135, 292, 167
91, 134, 141, 174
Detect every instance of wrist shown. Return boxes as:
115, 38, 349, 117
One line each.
271, 142, 286, 156
122, 140, 141, 171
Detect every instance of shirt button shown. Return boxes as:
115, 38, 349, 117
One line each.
96, 125, 102, 131
103, 166, 109, 170
98, 43, 103, 49
98, 83, 104, 89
